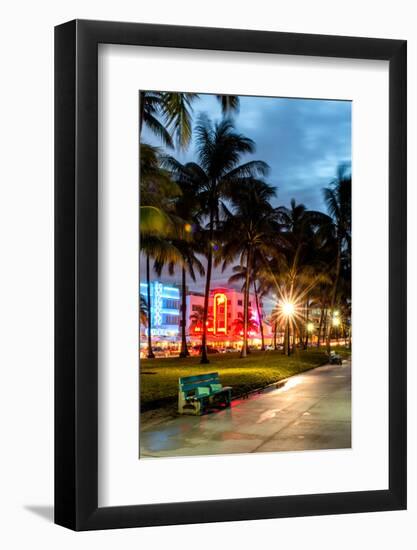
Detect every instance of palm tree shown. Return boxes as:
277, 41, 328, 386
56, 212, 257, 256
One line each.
231, 308, 259, 338
164, 116, 269, 363
139, 143, 181, 237
140, 91, 176, 148
221, 179, 279, 357
155, 238, 205, 358
154, 162, 207, 358
141, 236, 183, 358
189, 305, 213, 332
139, 91, 240, 149
172, 175, 205, 358
139, 141, 185, 358
323, 164, 351, 353
179, 245, 205, 357
228, 260, 268, 351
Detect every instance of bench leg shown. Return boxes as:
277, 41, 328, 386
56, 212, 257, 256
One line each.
178, 394, 203, 415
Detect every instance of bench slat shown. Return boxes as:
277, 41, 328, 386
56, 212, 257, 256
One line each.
181, 381, 220, 392
179, 372, 219, 384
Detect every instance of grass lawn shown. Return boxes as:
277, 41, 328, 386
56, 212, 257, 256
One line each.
140, 346, 350, 411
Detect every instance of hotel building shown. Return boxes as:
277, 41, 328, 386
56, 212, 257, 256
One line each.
140, 280, 271, 349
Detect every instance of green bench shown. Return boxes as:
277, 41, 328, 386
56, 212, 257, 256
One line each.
178, 372, 232, 415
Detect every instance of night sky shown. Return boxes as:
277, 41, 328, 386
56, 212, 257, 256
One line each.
141, 92, 351, 293
142, 93, 351, 212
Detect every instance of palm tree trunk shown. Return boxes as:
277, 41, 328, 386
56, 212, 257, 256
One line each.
146, 254, 155, 359
322, 307, 328, 349
326, 242, 341, 354
317, 307, 324, 348
240, 247, 252, 358
273, 321, 278, 350
179, 266, 189, 358
201, 208, 214, 364
253, 281, 265, 351
293, 322, 299, 351
139, 91, 145, 134
304, 301, 309, 350
284, 318, 290, 356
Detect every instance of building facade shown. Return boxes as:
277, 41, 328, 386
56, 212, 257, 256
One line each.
186, 287, 267, 346
139, 281, 180, 339
140, 280, 272, 349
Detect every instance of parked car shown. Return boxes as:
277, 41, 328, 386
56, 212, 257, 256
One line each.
329, 351, 343, 365
152, 346, 169, 358
191, 345, 220, 354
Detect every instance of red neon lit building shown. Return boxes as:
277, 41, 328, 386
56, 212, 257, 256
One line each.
186, 287, 271, 347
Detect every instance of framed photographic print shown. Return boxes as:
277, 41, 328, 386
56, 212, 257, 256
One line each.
55, 20, 407, 530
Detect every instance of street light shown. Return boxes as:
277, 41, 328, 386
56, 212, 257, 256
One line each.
307, 322, 314, 333
282, 301, 295, 317
332, 313, 341, 345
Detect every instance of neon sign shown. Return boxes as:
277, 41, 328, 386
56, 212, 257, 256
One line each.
213, 292, 227, 335
153, 282, 163, 327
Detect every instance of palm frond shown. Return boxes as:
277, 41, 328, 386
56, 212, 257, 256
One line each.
142, 111, 174, 148
216, 94, 240, 114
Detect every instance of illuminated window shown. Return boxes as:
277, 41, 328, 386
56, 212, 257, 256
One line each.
163, 314, 179, 325
164, 299, 179, 309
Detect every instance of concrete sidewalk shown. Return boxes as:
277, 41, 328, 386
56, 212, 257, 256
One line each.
140, 360, 351, 458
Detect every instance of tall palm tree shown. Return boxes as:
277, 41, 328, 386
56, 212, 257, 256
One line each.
139, 141, 184, 358
227, 259, 268, 351
155, 163, 207, 358
220, 179, 279, 357
141, 236, 183, 358
154, 239, 205, 358
323, 164, 351, 353
172, 175, 205, 358
164, 116, 269, 363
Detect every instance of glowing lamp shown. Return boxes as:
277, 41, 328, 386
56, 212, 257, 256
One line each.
282, 301, 295, 317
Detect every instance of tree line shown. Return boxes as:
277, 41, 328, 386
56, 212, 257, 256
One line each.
140, 92, 351, 363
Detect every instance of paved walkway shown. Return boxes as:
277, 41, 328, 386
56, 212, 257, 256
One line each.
140, 360, 351, 458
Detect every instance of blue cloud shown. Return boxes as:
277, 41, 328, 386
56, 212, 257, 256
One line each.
142, 93, 351, 212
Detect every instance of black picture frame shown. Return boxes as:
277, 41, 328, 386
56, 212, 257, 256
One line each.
55, 19, 407, 531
